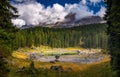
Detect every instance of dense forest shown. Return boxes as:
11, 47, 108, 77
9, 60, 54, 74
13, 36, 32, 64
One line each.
106, 0, 120, 76
12, 24, 108, 49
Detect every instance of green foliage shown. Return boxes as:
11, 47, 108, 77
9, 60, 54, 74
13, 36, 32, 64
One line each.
13, 24, 108, 49
16, 62, 40, 77
0, 56, 9, 77
0, 0, 18, 56
106, 0, 120, 76
0, 0, 18, 77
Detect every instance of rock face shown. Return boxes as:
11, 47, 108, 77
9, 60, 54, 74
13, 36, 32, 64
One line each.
64, 13, 76, 23
75, 16, 104, 25
54, 15, 105, 28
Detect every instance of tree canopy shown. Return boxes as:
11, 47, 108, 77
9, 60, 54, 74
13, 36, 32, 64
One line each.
0, 0, 18, 57
106, 0, 120, 76
0, 0, 18, 77
12, 24, 108, 49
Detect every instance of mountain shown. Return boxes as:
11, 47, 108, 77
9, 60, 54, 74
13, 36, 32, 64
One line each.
54, 13, 106, 28
20, 14, 106, 29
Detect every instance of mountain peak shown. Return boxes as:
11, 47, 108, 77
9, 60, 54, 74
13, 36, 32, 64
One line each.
54, 15, 106, 28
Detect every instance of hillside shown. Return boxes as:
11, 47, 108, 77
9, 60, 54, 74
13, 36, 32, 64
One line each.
12, 23, 108, 49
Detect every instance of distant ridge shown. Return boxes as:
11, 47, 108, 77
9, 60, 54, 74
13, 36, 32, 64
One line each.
20, 15, 106, 29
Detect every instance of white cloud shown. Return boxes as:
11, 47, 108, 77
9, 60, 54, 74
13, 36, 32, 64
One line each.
11, 19, 26, 28
11, 0, 105, 27
82, 0, 87, 4
12, 2, 68, 25
65, 3, 93, 20
89, 0, 102, 3
96, 6, 106, 17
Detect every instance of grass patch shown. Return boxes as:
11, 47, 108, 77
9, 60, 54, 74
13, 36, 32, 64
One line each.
12, 52, 28, 59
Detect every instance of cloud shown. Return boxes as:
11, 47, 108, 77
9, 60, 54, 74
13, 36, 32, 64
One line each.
11, 19, 26, 28
81, 0, 103, 5
11, 0, 105, 27
65, 3, 93, 20
81, 0, 87, 4
96, 6, 106, 17
12, 2, 68, 25
89, 0, 102, 3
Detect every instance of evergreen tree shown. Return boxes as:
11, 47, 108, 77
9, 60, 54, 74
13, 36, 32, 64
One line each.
0, 0, 18, 56
106, 0, 120, 76
13, 24, 108, 49
0, 0, 17, 77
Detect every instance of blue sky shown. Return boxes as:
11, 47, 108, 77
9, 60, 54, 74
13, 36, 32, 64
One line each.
11, 0, 106, 27
37, 0, 80, 6
13, 0, 106, 13
34, 0, 105, 14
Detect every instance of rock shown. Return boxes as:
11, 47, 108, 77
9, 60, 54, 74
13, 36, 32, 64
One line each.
50, 61, 55, 64
28, 53, 40, 60
50, 66, 63, 72
55, 55, 60, 62
16, 69, 23, 73
40, 52, 44, 56
77, 50, 81, 55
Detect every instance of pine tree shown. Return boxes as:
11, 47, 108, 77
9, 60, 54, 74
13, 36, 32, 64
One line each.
106, 0, 120, 76
0, 0, 17, 77
0, 0, 18, 56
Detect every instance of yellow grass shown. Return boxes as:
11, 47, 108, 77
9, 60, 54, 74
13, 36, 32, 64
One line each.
12, 51, 28, 59
66, 47, 84, 51
15, 46, 85, 53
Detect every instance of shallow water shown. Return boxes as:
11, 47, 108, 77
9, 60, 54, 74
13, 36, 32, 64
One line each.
30, 54, 105, 63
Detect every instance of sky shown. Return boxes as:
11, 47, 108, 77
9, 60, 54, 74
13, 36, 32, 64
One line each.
11, 0, 106, 28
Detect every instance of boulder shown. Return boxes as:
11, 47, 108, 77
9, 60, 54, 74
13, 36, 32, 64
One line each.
50, 66, 63, 72
28, 53, 40, 60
